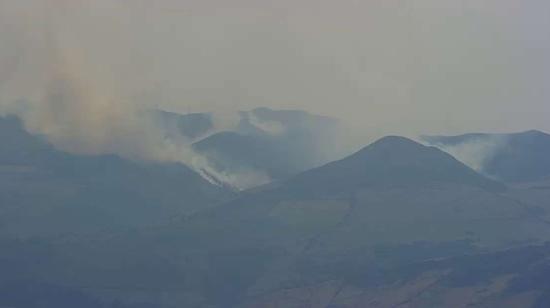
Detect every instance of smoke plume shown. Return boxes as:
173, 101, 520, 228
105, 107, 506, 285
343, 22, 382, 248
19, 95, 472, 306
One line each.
421, 135, 507, 175
0, 0, 273, 189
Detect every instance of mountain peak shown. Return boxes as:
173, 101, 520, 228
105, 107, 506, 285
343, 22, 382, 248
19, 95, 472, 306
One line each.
366, 135, 422, 148
354, 136, 426, 156
513, 129, 549, 138
347, 136, 449, 167
281, 136, 505, 197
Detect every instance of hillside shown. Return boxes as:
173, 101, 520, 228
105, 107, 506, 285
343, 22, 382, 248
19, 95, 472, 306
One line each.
0, 115, 233, 238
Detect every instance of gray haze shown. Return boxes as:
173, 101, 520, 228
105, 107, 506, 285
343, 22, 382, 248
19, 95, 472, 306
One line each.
1, 0, 549, 165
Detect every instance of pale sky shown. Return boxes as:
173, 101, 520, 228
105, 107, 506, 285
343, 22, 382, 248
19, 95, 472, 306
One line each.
1, 0, 549, 138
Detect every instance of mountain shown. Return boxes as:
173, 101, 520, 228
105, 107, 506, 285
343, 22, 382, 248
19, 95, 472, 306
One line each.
152, 137, 550, 306
193, 108, 348, 186
149, 107, 348, 188
281, 135, 505, 197
14, 136, 549, 307
423, 130, 550, 183
0, 115, 233, 238
3, 133, 550, 307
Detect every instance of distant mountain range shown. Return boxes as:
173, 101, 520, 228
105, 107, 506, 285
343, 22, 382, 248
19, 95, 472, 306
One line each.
153, 108, 348, 187
155, 107, 550, 188
2, 111, 550, 307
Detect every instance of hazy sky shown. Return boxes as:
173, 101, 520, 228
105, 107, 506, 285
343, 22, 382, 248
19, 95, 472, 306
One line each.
1, 0, 549, 137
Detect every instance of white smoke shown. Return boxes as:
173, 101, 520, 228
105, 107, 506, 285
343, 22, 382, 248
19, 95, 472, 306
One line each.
0, 0, 271, 190
423, 135, 507, 174
246, 112, 286, 136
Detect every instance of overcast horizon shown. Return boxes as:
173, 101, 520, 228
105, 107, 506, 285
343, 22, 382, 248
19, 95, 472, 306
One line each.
1, 0, 549, 139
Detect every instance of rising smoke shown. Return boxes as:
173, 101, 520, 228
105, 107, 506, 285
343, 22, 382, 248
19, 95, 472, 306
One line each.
420, 135, 508, 176
0, 0, 272, 189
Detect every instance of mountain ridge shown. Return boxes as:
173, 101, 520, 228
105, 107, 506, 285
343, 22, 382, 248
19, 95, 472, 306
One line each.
279, 135, 505, 197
